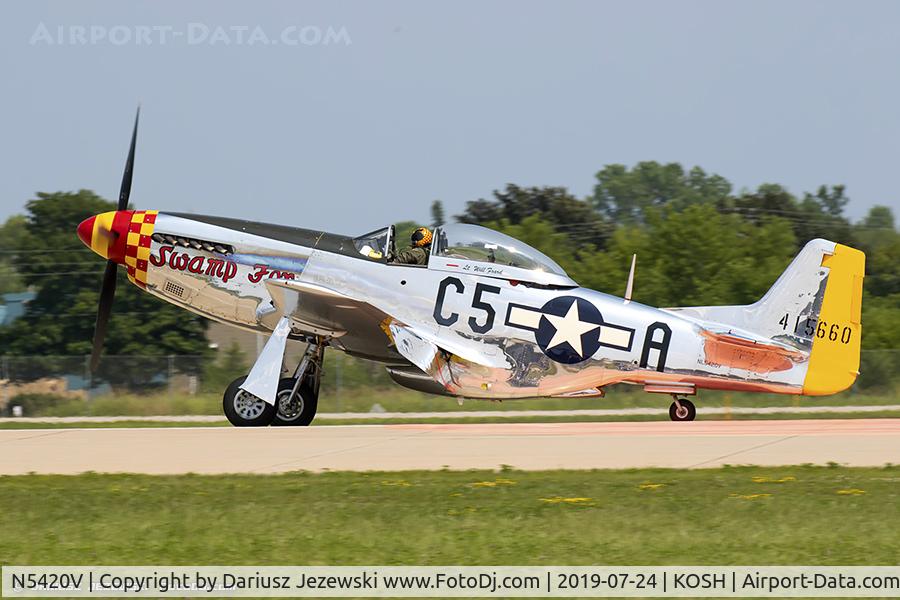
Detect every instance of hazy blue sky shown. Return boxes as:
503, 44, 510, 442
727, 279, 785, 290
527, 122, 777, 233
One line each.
2, 0, 898, 235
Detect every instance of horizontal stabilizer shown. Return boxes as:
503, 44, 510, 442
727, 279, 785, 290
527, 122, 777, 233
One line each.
667, 239, 865, 396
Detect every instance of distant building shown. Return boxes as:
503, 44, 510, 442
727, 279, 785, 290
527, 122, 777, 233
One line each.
206, 322, 307, 364
0, 291, 36, 326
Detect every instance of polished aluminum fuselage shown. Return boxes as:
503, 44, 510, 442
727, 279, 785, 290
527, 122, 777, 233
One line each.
143, 213, 814, 399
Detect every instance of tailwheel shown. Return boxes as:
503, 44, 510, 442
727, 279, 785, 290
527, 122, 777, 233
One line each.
668, 396, 696, 422
223, 375, 276, 427
272, 377, 318, 426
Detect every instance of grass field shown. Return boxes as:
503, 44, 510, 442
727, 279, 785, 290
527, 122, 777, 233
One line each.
1, 466, 897, 565
12, 385, 900, 418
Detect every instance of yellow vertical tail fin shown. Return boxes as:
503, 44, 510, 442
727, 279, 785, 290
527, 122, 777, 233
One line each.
802, 243, 865, 396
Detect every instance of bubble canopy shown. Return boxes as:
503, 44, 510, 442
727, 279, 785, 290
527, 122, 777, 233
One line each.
431, 223, 575, 285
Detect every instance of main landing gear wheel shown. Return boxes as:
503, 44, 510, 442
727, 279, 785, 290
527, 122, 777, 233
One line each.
223, 375, 276, 427
669, 397, 697, 422
272, 377, 319, 426
271, 338, 324, 426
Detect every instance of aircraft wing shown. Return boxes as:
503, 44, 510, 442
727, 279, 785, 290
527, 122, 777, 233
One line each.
388, 321, 510, 370
265, 278, 509, 373
385, 321, 516, 395
262, 279, 406, 365
265, 279, 358, 336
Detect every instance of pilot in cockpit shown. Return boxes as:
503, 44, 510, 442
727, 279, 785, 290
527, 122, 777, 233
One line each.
394, 227, 432, 265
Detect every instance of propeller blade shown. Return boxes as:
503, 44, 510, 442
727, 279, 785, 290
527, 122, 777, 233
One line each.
118, 107, 140, 211
90, 259, 118, 372
90, 108, 141, 372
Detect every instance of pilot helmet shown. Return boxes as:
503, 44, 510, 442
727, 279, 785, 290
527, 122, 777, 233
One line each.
411, 227, 433, 248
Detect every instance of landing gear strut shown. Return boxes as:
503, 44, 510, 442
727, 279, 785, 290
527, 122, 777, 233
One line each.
669, 395, 696, 422
272, 340, 324, 426
222, 338, 325, 427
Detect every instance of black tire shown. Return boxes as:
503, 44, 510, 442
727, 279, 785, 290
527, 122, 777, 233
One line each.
223, 375, 276, 427
271, 377, 318, 426
669, 398, 697, 422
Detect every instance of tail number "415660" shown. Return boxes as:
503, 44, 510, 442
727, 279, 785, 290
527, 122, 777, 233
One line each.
778, 313, 852, 344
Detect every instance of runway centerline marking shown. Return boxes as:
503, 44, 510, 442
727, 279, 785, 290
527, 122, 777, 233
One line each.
253, 428, 436, 473
687, 434, 801, 468
0, 429, 68, 445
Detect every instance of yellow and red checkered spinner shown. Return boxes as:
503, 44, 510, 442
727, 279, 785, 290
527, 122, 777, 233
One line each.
76, 209, 158, 289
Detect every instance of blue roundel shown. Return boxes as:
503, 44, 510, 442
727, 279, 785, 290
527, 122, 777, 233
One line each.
535, 296, 603, 364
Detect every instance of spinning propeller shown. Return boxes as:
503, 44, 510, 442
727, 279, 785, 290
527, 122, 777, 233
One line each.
88, 108, 140, 372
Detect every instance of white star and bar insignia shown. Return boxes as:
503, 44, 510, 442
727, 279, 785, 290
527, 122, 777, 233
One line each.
505, 296, 634, 364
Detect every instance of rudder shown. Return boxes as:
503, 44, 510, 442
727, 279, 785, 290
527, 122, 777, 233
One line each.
802, 243, 865, 395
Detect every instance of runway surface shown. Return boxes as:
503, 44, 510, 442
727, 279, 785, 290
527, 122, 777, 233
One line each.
1, 419, 898, 474
1, 404, 898, 424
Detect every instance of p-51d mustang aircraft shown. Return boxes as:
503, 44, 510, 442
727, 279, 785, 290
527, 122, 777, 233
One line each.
78, 111, 866, 426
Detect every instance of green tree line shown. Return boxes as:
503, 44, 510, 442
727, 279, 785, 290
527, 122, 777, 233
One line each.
456, 162, 899, 387
0, 191, 210, 387
1, 161, 897, 390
